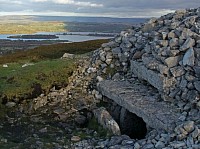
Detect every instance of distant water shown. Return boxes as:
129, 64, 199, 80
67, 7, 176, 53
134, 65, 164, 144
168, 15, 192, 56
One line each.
0, 32, 114, 42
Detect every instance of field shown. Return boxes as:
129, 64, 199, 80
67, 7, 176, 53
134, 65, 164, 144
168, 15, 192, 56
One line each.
0, 39, 109, 102
0, 22, 66, 34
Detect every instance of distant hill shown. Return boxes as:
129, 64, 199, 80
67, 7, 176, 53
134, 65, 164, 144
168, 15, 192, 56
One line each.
33, 16, 147, 24
0, 15, 148, 33
0, 15, 147, 24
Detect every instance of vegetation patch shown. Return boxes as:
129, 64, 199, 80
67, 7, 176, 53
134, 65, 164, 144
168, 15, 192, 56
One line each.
0, 59, 75, 102
87, 117, 112, 138
0, 39, 109, 64
0, 39, 109, 103
0, 22, 66, 34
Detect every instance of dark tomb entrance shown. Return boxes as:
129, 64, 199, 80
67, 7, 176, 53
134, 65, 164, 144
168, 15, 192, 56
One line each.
119, 108, 147, 139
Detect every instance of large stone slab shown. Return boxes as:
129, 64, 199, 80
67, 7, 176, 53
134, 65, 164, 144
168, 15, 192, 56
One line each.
97, 80, 180, 132
131, 60, 177, 93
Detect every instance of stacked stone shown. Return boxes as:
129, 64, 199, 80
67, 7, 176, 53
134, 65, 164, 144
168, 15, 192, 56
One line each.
86, 7, 200, 149
91, 8, 200, 107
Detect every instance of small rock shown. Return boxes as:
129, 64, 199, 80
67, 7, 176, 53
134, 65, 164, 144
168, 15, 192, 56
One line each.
6, 102, 16, 108
183, 48, 195, 66
53, 108, 65, 115
97, 76, 104, 82
180, 37, 195, 51
183, 121, 195, 133
71, 136, 81, 142
170, 66, 185, 77
169, 38, 179, 47
112, 47, 121, 55
39, 127, 47, 133
134, 142, 141, 149
2, 64, 8, 68
155, 141, 165, 149
164, 56, 180, 68
194, 81, 200, 92
133, 51, 144, 60
192, 127, 200, 138
142, 143, 154, 149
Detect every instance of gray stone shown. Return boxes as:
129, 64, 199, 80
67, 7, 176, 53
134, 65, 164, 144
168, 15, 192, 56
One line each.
62, 53, 75, 59
192, 127, 200, 138
170, 66, 185, 77
184, 16, 197, 28
162, 32, 168, 40
165, 56, 180, 68
159, 64, 169, 75
168, 31, 176, 39
107, 136, 123, 147
93, 107, 121, 135
159, 40, 169, 47
134, 142, 141, 149
194, 66, 200, 77
180, 38, 195, 51
176, 9, 187, 14
133, 51, 144, 60
155, 141, 165, 149
112, 47, 121, 55
143, 143, 154, 149
169, 50, 180, 56
97, 80, 180, 132
169, 38, 179, 47
183, 48, 195, 66
131, 61, 177, 94
170, 141, 186, 148
183, 121, 195, 133
194, 81, 200, 92
71, 136, 81, 142
129, 37, 137, 43
186, 90, 198, 102
6, 102, 16, 108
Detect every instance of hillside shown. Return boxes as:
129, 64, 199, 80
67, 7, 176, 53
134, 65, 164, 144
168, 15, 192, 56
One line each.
0, 7, 200, 148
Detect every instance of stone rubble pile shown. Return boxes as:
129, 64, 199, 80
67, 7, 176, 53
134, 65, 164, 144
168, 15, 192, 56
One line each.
2, 7, 200, 149
81, 7, 200, 149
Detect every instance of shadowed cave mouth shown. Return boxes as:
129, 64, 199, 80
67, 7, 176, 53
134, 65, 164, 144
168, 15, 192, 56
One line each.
119, 109, 147, 139
101, 99, 148, 140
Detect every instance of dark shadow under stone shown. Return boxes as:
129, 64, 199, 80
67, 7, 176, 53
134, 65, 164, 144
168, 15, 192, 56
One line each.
120, 109, 147, 139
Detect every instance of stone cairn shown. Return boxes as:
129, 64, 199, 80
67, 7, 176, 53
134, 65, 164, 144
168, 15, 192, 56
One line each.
76, 7, 200, 148
12, 7, 200, 148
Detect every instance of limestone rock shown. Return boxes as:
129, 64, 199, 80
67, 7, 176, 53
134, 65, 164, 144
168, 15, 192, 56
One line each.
164, 56, 180, 68
180, 37, 195, 51
62, 53, 75, 59
183, 48, 195, 66
93, 107, 121, 135
183, 121, 195, 133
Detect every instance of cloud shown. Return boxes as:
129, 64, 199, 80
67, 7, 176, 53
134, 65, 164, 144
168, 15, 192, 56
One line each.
31, 0, 103, 7
0, 0, 199, 17
31, 0, 48, 2
0, 0, 23, 4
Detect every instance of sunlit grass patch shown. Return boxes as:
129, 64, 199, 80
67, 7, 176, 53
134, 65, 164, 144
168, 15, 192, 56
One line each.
0, 59, 75, 101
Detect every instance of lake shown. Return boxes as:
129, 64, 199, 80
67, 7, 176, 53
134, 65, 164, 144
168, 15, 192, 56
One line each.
0, 32, 115, 42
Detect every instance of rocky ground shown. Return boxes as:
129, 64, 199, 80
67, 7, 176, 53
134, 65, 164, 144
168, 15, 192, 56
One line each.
1, 7, 200, 149
0, 58, 134, 149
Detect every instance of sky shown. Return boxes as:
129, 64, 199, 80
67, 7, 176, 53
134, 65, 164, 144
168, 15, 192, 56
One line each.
0, 0, 200, 18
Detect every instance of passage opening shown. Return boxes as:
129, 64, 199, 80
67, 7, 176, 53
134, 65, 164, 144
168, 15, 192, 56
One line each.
120, 109, 147, 139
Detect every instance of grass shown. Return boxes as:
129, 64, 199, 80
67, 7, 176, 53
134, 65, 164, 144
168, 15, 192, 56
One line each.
0, 39, 110, 102
0, 59, 75, 101
87, 117, 112, 138
0, 39, 109, 64
0, 22, 66, 34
